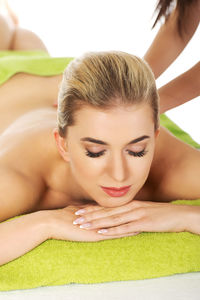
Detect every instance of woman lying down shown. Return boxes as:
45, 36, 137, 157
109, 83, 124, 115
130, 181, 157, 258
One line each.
0, 51, 200, 266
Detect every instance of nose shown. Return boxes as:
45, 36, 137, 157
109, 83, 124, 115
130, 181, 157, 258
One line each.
107, 151, 128, 182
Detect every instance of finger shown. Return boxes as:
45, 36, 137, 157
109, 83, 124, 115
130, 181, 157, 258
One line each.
75, 200, 161, 216
97, 231, 141, 241
96, 220, 145, 236
76, 207, 145, 229
74, 205, 103, 215
75, 200, 143, 221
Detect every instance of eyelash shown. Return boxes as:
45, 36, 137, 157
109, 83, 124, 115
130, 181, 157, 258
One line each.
85, 149, 147, 158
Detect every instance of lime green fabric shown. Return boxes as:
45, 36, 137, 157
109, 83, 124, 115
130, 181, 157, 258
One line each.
160, 114, 200, 149
0, 51, 199, 291
0, 50, 73, 85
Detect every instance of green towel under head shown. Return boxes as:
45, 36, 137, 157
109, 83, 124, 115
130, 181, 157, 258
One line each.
0, 51, 199, 291
0, 200, 200, 291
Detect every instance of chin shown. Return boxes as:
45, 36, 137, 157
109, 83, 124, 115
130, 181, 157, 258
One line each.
96, 196, 134, 208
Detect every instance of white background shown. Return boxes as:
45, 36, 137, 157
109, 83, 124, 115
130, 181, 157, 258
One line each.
7, 0, 200, 143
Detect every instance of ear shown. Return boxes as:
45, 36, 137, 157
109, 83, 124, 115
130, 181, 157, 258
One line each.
154, 127, 160, 139
53, 128, 70, 162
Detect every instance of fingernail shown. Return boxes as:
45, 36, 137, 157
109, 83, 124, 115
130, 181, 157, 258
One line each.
80, 223, 91, 228
98, 229, 108, 234
73, 217, 85, 225
75, 209, 86, 215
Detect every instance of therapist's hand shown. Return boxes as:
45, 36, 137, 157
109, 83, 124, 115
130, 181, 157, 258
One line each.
73, 200, 194, 235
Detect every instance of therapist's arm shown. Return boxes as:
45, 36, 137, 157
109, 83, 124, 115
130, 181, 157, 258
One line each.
159, 62, 200, 113
144, 2, 200, 79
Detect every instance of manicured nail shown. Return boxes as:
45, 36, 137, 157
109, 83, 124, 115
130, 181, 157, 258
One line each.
80, 223, 91, 228
75, 209, 86, 215
73, 217, 85, 225
98, 229, 108, 234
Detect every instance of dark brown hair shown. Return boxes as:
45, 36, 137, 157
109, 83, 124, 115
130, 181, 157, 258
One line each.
152, 0, 198, 37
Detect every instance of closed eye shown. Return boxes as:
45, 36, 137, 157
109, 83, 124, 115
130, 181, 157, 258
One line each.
127, 149, 147, 157
85, 149, 147, 158
85, 150, 106, 158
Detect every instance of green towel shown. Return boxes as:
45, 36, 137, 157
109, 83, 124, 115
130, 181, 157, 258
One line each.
0, 50, 73, 85
0, 51, 200, 291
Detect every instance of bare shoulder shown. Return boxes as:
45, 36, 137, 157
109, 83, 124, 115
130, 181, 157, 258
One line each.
148, 126, 200, 201
0, 166, 45, 222
0, 108, 59, 221
0, 108, 57, 168
0, 107, 58, 206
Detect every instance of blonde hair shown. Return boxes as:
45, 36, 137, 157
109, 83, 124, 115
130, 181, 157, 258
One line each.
57, 51, 159, 137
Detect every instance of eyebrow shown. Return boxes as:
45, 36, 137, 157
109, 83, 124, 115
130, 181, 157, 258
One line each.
80, 135, 150, 145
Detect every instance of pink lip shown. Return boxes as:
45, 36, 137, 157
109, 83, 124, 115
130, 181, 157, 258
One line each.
101, 185, 131, 197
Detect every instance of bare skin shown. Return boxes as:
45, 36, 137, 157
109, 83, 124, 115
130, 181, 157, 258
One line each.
0, 72, 200, 222
144, 0, 200, 113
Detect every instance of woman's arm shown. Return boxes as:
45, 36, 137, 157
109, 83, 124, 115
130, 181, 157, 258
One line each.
0, 210, 51, 266
0, 169, 128, 266
0, 168, 49, 266
144, 2, 200, 79
159, 62, 200, 113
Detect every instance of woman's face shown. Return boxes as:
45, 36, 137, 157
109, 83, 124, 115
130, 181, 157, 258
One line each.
63, 103, 159, 207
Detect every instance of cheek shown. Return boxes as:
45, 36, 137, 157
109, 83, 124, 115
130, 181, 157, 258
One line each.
143, 148, 155, 176
130, 150, 154, 181
68, 150, 102, 180
132, 159, 151, 179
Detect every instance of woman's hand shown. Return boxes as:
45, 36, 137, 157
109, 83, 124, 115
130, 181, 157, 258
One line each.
47, 205, 139, 242
72, 200, 198, 236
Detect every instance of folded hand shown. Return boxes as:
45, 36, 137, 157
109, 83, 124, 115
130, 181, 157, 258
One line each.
73, 200, 191, 236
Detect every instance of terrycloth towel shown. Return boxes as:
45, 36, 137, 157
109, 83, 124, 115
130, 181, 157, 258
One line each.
0, 51, 199, 291
0, 50, 73, 85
